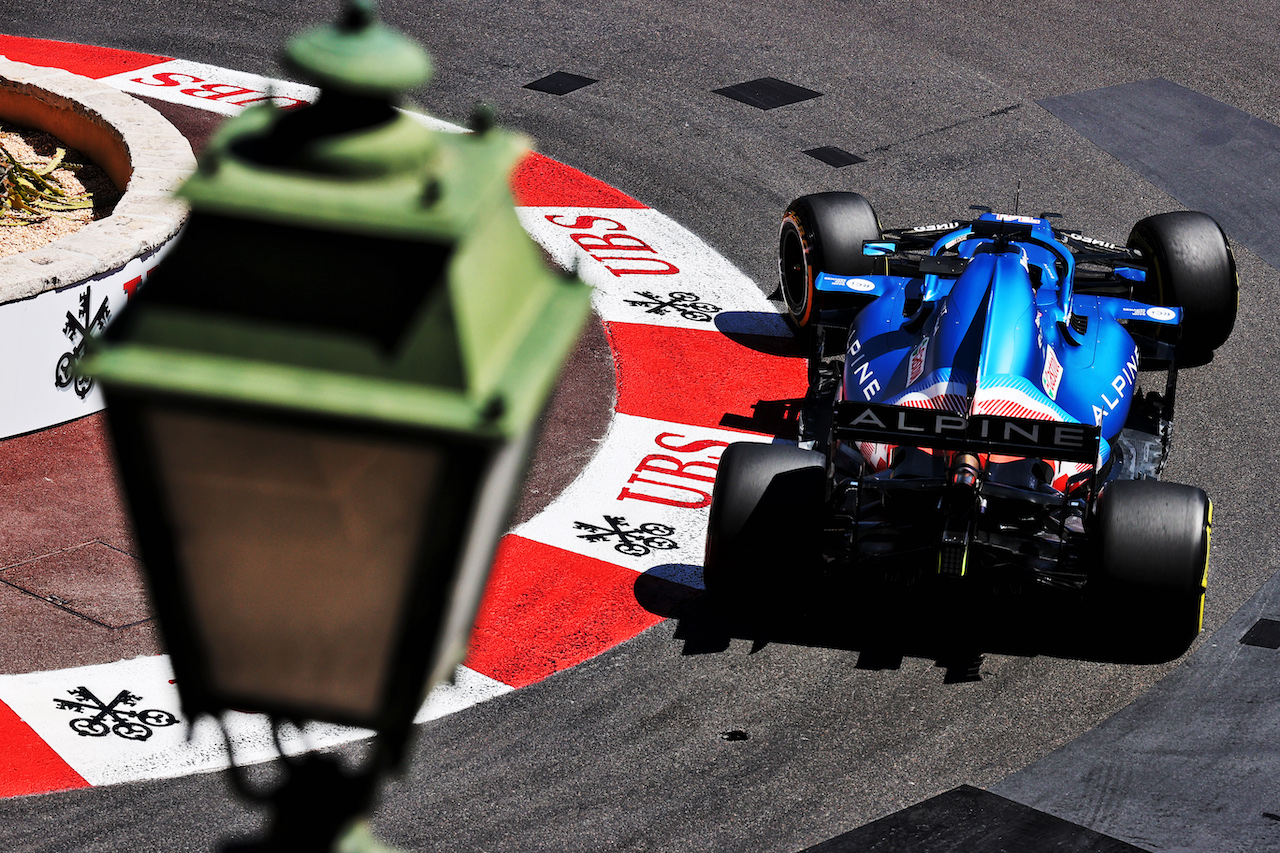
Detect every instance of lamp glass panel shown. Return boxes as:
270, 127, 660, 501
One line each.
144, 407, 442, 721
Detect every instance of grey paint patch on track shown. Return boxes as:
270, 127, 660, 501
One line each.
994, 567, 1280, 852
803, 146, 865, 168
1040, 79, 1280, 268
800, 785, 1147, 852
524, 72, 597, 96
713, 77, 823, 111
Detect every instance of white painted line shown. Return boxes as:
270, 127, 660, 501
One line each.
415, 666, 513, 723
513, 413, 780, 589
518, 206, 789, 336
100, 58, 466, 132
99, 59, 318, 115
0, 657, 509, 785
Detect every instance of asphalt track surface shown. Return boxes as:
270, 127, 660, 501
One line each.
3, 2, 1280, 851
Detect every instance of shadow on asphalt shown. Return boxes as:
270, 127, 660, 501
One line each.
634, 562, 1188, 678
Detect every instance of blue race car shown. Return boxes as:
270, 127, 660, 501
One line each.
704, 193, 1237, 659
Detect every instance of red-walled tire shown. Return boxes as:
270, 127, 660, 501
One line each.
778, 192, 883, 335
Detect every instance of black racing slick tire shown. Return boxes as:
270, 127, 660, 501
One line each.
778, 192, 884, 333
1094, 478, 1212, 662
1127, 211, 1238, 357
703, 443, 827, 606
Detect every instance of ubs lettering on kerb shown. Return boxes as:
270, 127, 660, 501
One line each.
102, 60, 317, 115
544, 214, 680, 278
617, 432, 728, 509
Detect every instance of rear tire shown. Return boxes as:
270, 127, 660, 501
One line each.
778, 192, 884, 336
703, 443, 827, 606
1126, 211, 1238, 358
1093, 479, 1212, 661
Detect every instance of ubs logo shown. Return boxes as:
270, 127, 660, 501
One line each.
55, 286, 111, 399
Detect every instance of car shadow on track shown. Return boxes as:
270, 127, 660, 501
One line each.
635, 563, 1182, 677
718, 397, 804, 438
712, 311, 806, 358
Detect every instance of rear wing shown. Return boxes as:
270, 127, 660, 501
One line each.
833, 402, 1101, 465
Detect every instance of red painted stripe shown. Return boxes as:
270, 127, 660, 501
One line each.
465, 536, 664, 689
606, 322, 808, 433
0, 699, 88, 797
511, 151, 646, 209
0, 35, 169, 79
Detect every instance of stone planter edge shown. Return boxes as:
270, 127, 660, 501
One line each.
0, 56, 194, 305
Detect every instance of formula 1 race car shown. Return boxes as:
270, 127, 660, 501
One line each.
703, 192, 1237, 659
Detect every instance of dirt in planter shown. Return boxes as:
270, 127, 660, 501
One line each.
0, 124, 122, 258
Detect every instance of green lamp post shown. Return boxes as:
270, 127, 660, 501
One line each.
81, 2, 591, 850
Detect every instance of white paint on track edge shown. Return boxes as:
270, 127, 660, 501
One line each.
0, 657, 512, 786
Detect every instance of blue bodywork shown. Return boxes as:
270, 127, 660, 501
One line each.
817, 213, 1179, 483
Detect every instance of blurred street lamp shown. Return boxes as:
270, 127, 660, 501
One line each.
81, 1, 591, 849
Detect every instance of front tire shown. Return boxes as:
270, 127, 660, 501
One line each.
1093, 479, 1212, 661
703, 443, 827, 606
778, 192, 884, 334
1127, 211, 1238, 357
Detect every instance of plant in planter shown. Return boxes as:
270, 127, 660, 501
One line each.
0, 129, 94, 226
